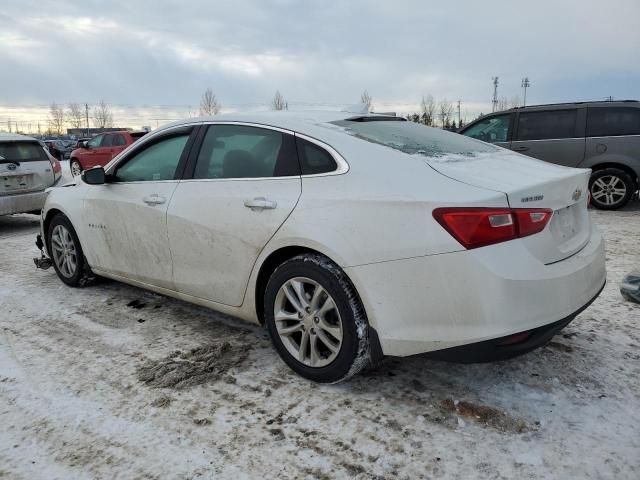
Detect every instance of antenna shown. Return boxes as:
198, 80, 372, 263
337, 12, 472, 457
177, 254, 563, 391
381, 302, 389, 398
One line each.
491, 77, 499, 112
521, 77, 530, 106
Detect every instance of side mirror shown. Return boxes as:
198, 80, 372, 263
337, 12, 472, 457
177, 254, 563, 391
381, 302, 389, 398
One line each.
81, 141, 90, 149
82, 166, 106, 185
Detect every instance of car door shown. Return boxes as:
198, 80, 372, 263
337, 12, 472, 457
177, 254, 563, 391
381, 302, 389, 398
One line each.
167, 123, 302, 306
459, 113, 513, 149
82, 126, 197, 288
510, 108, 586, 167
110, 133, 128, 159
82, 134, 107, 168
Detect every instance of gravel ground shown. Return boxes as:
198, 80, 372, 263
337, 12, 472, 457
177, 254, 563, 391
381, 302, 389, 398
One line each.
1, 171, 638, 479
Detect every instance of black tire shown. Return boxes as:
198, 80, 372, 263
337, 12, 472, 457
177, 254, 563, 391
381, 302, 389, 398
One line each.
264, 254, 371, 383
589, 168, 635, 210
47, 213, 94, 287
70, 159, 83, 177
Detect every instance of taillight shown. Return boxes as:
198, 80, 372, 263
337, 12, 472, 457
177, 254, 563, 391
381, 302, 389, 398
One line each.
433, 207, 553, 249
49, 156, 62, 174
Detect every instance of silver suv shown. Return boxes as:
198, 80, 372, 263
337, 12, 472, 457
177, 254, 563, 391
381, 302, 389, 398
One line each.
459, 100, 640, 210
1, 133, 62, 216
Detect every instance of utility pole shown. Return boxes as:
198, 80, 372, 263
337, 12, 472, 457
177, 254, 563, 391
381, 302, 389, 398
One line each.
457, 100, 461, 126
85, 103, 90, 136
7, 118, 12, 133
38, 122, 41, 136
521, 77, 530, 106
491, 77, 499, 112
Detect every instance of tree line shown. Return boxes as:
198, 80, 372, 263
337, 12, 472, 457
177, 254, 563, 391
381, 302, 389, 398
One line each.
45, 100, 114, 135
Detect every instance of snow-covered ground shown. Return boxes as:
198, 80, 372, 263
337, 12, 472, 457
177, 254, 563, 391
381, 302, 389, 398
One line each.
1, 165, 638, 479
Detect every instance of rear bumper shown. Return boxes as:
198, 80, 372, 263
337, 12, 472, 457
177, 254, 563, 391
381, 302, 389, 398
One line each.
0, 190, 46, 215
345, 223, 606, 357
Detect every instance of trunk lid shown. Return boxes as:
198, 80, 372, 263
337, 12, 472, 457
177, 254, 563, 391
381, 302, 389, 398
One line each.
424, 149, 592, 264
0, 141, 53, 196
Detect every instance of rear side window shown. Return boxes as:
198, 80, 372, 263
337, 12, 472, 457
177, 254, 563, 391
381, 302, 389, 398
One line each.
587, 107, 640, 137
516, 110, 577, 141
193, 125, 299, 179
296, 138, 338, 174
0, 142, 47, 162
102, 135, 113, 147
112, 134, 126, 146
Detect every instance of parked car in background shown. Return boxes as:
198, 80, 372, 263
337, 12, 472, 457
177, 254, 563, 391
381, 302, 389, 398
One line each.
1, 133, 62, 215
44, 140, 72, 161
69, 131, 147, 176
38, 111, 605, 382
459, 100, 640, 210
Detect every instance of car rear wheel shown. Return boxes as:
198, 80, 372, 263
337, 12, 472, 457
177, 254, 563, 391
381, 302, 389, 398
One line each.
589, 168, 634, 210
48, 214, 93, 287
70, 159, 82, 177
264, 253, 371, 383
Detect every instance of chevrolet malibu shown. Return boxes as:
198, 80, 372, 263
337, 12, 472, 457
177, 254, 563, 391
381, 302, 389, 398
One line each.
36, 111, 606, 382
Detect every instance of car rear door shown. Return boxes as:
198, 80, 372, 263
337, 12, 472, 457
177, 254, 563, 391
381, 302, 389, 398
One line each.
583, 105, 640, 166
166, 123, 302, 307
82, 126, 198, 288
510, 108, 586, 167
0, 140, 54, 196
109, 133, 128, 159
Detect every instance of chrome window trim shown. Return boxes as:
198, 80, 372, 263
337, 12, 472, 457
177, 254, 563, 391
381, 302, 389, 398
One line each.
511, 137, 586, 143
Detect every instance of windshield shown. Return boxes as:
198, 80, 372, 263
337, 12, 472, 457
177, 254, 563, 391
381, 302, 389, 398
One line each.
330, 120, 498, 158
0, 141, 47, 162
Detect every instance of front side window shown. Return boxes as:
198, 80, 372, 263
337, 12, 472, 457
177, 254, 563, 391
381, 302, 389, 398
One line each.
516, 110, 577, 141
87, 135, 104, 148
331, 119, 498, 157
462, 114, 510, 143
587, 107, 640, 137
193, 124, 299, 179
102, 135, 113, 147
114, 134, 189, 182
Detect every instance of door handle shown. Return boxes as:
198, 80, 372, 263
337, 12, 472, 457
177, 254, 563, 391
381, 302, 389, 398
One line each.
244, 197, 277, 210
512, 146, 529, 152
143, 194, 166, 205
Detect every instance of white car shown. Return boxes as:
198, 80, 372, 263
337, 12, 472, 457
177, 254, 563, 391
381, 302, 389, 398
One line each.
1, 133, 62, 216
36, 111, 606, 382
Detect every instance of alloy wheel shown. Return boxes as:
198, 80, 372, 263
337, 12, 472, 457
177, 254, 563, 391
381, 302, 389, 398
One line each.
70, 161, 82, 177
590, 175, 627, 207
273, 276, 343, 368
50, 224, 78, 278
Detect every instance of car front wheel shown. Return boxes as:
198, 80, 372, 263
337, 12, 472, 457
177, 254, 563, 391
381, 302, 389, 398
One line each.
70, 159, 83, 177
589, 168, 635, 210
264, 254, 371, 383
47, 214, 93, 287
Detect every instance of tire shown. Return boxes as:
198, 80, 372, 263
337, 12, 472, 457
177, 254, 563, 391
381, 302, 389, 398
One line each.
589, 168, 635, 210
70, 159, 83, 177
47, 213, 94, 287
264, 254, 371, 383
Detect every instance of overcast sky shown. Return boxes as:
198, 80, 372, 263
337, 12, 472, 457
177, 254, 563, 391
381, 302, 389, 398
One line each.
1, 0, 639, 129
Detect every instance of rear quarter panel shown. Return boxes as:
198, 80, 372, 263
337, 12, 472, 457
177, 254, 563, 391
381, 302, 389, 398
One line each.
581, 135, 640, 180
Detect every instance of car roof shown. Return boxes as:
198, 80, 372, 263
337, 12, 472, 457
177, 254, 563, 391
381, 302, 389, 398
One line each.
0, 132, 39, 142
154, 110, 398, 136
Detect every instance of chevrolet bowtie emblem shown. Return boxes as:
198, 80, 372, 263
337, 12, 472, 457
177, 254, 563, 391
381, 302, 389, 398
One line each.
572, 188, 582, 201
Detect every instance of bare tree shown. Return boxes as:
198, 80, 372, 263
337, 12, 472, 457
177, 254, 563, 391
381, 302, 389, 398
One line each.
438, 99, 453, 128
271, 90, 288, 111
509, 95, 521, 109
48, 103, 65, 135
360, 90, 372, 111
496, 97, 509, 112
67, 103, 85, 129
420, 95, 436, 126
92, 100, 114, 128
199, 88, 221, 116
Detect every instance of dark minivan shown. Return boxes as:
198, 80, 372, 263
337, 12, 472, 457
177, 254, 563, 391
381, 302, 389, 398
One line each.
459, 100, 640, 210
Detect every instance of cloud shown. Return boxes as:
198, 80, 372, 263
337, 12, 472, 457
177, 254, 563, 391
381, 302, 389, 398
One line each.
0, 0, 638, 127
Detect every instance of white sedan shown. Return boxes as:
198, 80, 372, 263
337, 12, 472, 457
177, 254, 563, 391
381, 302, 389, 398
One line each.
36, 111, 606, 382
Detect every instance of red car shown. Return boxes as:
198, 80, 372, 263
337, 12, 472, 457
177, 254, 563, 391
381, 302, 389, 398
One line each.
69, 131, 147, 176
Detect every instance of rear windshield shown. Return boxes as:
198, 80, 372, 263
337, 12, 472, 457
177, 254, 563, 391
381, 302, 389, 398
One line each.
330, 120, 498, 158
0, 141, 48, 162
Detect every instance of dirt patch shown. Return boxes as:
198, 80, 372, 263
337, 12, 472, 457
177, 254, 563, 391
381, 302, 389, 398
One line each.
441, 399, 529, 433
150, 395, 172, 408
547, 341, 574, 353
137, 342, 249, 389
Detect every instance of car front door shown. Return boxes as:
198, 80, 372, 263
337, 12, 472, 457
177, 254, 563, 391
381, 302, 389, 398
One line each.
82, 126, 196, 288
510, 108, 586, 167
81, 134, 108, 168
167, 123, 302, 306
459, 113, 513, 149
110, 133, 128, 159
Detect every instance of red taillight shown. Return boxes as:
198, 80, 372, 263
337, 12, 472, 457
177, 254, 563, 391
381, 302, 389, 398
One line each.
433, 207, 553, 249
49, 157, 62, 174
